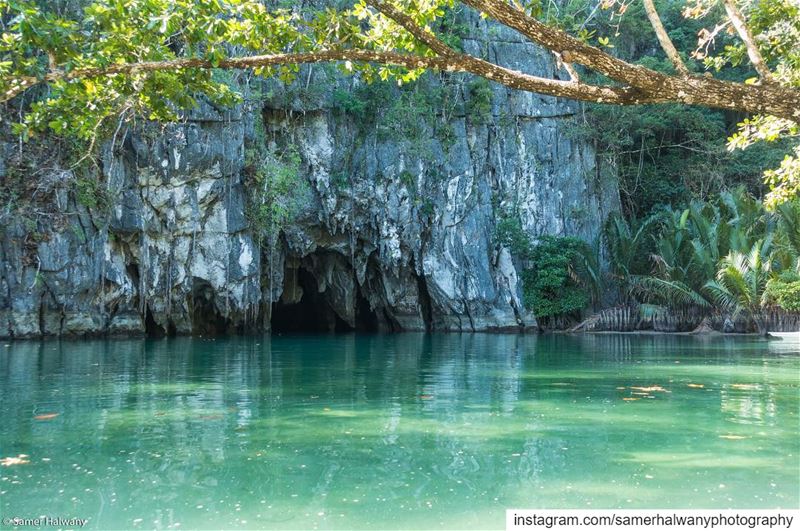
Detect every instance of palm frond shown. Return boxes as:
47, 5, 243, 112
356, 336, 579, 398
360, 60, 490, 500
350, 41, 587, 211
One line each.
703, 280, 742, 321
630, 275, 711, 308
775, 200, 800, 260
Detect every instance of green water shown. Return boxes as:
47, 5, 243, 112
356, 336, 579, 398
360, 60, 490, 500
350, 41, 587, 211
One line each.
1, 333, 798, 529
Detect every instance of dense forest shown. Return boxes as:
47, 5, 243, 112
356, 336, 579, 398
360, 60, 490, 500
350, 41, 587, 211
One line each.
0, 0, 798, 336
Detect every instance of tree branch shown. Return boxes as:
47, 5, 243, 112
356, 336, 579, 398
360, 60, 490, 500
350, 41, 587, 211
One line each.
0, 49, 652, 106
3, 0, 799, 122
367, 0, 583, 89
642, 0, 689, 76
554, 51, 580, 82
722, 0, 774, 83
457, 0, 799, 120
461, 0, 667, 90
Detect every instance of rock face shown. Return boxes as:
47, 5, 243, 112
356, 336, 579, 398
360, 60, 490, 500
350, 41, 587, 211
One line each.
0, 17, 619, 338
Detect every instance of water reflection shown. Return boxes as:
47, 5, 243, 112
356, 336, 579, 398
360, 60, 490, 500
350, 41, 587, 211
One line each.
1, 333, 798, 529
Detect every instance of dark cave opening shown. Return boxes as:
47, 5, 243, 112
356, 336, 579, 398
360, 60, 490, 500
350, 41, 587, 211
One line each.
271, 266, 379, 334
190, 277, 230, 336
417, 272, 433, 331
354, 285, 379, 332
144, 305, 165, 338
126, 263, 140, 287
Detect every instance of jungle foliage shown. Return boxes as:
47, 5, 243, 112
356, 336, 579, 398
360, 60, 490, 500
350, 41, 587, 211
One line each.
603, 190, 800, 329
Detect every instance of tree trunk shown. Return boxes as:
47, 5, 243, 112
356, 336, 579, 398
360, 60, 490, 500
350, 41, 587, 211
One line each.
753, 313, 768, 337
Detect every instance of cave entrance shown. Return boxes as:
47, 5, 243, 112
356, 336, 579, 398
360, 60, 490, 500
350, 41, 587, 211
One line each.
354, 285, 379, 332
144, 305, 166, 337
271, 265, 380, 334
417, 272, 433, 331
190, 277, 230, 336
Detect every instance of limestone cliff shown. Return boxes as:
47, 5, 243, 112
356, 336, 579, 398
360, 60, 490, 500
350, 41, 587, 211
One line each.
0, 17, 619, 337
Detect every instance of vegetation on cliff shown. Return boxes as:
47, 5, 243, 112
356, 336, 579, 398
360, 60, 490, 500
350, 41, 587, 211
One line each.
496, 216, 600, 325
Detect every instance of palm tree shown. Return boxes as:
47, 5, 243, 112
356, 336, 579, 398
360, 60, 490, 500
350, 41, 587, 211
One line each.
629, 275, 711, 309
719, 187, 769, 255
687, 200, 727, 285
704, 240, 773, 336
569, 237, 604, 308
629, 205, 712, 311
603, 212, 661, 302
773, 200, 800, 271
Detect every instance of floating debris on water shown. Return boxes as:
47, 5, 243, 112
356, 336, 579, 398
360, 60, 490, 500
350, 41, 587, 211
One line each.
34, 413, 59, 420
1, 455, 30, 466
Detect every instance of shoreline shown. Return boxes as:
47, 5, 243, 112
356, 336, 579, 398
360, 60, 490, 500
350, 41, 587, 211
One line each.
552, 329, 793, 338
3, 329, 798, 342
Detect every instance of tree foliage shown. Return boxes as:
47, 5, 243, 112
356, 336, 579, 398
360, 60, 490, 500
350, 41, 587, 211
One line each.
765, 272, 800, 313
522, 236, 596, 319
0, 0, 798, 201
704, 240, 772, 335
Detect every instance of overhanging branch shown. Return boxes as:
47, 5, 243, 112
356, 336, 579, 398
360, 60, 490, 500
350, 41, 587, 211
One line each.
0, 49, 652, 106
2, 0, 799, 122
455, 0, 798, 120
461, 0, 668, 91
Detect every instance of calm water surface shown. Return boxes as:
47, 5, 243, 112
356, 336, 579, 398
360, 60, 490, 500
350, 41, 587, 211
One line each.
1, 333, 798, 529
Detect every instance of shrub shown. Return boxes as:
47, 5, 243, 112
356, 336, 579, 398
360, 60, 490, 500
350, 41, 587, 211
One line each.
523, 236, 593, 318
495, 213, 596, 319
766, 273, 800, 312
466, 78, 492, 125
494, 214, 532, 258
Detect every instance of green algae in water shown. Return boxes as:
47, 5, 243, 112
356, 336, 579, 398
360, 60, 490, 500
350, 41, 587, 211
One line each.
1, 333, 798, 529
